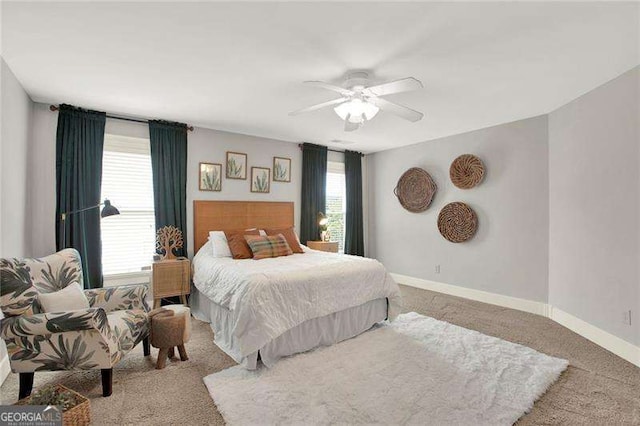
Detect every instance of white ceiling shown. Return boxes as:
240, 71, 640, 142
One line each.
2, 2, 638, 153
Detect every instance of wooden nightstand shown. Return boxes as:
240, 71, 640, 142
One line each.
152, 258, 190, 309
307, 241, 339, 253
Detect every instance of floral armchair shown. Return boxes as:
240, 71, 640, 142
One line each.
0, 249, 150, 398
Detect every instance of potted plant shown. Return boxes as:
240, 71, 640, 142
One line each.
15, 384, 91, 426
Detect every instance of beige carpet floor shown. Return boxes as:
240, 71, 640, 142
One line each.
1, 285, 638, 425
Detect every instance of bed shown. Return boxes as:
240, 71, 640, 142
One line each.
191, 200, 402, 369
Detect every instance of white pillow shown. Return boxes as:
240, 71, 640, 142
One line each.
208, 231, 232, 258
244, 227, 266, 236
39, 282, 90, 313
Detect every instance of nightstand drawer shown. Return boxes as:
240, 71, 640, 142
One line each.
307, 241, 339, 253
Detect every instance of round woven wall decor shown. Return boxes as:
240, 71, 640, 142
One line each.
438, 202, 478, 243
394, 167, 437, 213
450, 154, 485, 189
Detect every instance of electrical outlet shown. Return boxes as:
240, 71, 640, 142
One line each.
435, 264, 441, 274
623, 310, 632, 326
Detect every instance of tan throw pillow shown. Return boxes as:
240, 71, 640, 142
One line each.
264, 227, 304, 254
38, 282, 90, 313
224, 229, 261, 259
244, 234, 293, 260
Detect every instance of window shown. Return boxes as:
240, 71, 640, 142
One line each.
326, 161, 346, 253
100, 134, 155, 277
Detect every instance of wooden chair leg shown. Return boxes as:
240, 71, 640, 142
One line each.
18, 372, 34, 400
177, 344, 188, 361
101, 369, 113, 397
156, 348, 169, 369
180, 294, 188, 306
168, 346, 175, 359
142, 336, 150, 356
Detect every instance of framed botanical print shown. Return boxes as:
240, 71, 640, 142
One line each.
199, 162, 222, 191
250, 167, 270, 193
273, 157, 291, 182
226, 151, 247, 180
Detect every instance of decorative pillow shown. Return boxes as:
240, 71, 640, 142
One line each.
264, 227, 304, 253
38, 282, 90, 313
244, 234, 293, 260
224, 229, 261, 259
208, 231, 232, 258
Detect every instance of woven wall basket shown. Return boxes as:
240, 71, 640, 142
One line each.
450, 154, 485, 189
394, 167, 437, 213
438, 202, 478, 243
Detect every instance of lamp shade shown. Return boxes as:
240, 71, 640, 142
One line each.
317, 212, 328, 226
100, 199, 120, 218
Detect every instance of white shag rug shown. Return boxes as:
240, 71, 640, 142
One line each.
204, 312, 568, 425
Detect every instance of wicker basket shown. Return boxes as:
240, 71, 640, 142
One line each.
394, 167, 437, 213
437, 202, 478, 243
15, 384, 91, 426
450, 154, 485, 189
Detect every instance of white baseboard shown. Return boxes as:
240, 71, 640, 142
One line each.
548, 306, 640, 367
391, 273, 549, 317
392, 273, 640, 367
0, 353, 10, 386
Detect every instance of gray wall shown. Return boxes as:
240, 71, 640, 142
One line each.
0, 57, 33, 384
186, 127, 301, 256
26, 104, 302, 258
26, 103, 57, 257
548, 67, 639, 345
1, 58, 32, 257
368, 115, 550, 302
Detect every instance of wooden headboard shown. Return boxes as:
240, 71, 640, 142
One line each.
193, 200, 295, 253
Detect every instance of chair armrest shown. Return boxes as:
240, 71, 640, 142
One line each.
0, 308, 108, 340
84, 284, 150, 313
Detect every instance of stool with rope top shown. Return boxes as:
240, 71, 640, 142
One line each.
149, 305, 191, 369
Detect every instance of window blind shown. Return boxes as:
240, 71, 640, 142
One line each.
326, 161, 346, 252
100, 134, 155, 276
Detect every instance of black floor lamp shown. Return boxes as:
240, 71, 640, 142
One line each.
60, 199, 120, 248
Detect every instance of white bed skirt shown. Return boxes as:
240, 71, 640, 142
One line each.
191, 287, 388, 369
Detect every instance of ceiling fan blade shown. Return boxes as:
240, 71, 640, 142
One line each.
304, 81, 354, 96
344, 114, 360, 132
367, 97, 423, 122
363, 77, 423, 97
289, 97, 348, 116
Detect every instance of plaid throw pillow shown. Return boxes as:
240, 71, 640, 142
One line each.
244, 234, 293, 260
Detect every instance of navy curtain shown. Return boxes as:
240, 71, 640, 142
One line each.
55, 104, 106, 288
149, 120, 188, 258
344, 150, 364, 256
300, 143, 327, 244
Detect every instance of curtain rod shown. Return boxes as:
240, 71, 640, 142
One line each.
297, 143, 364, 156
49, 105, 194, 132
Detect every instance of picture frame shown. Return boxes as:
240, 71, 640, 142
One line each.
226, 151, 247, 180
250, 167, 271, 193
273, 157, 291, 182
199, 162, 222, 191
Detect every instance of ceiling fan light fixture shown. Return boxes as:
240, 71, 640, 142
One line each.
334, 99, 379, 123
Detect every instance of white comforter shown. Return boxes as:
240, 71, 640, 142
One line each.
193, 244, 402, 358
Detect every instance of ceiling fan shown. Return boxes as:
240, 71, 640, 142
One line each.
289, 71, 424, 131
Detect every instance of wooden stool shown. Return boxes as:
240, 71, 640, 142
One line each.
149, 305, 191, 369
